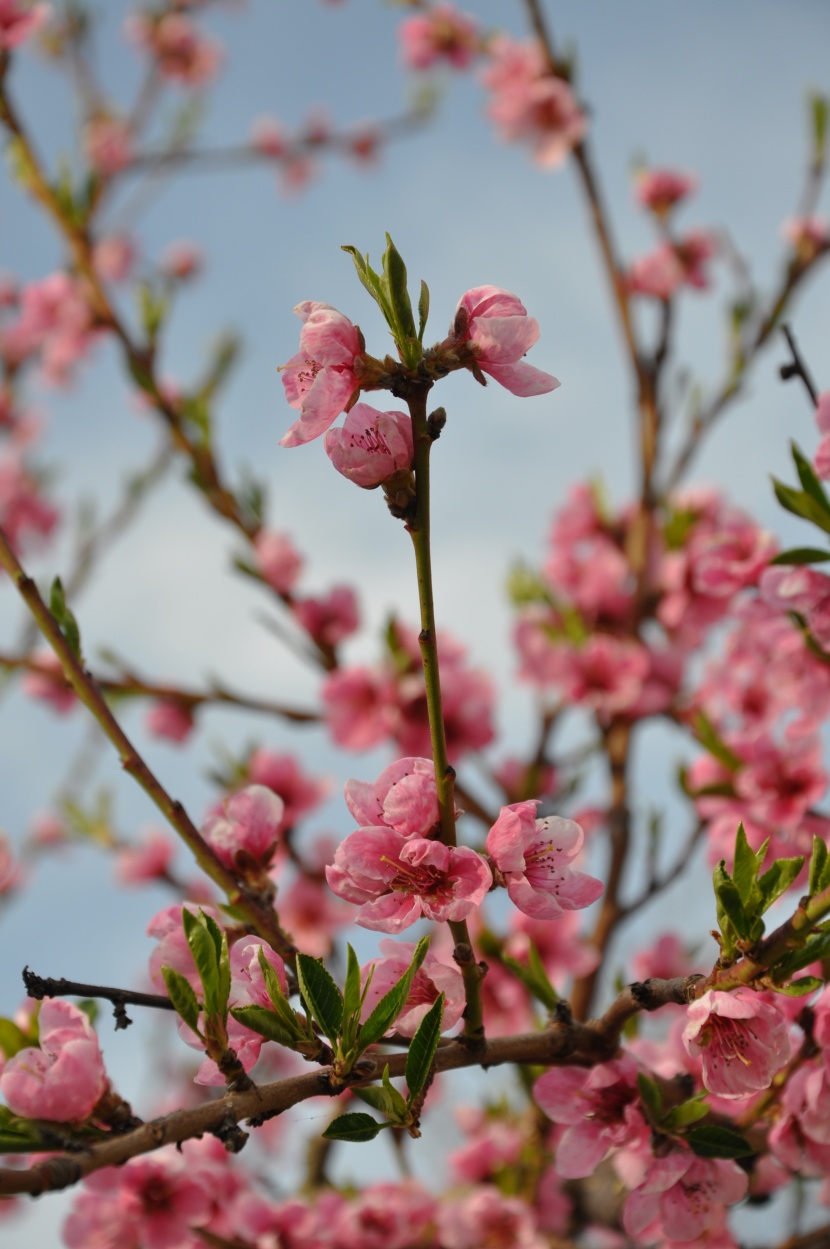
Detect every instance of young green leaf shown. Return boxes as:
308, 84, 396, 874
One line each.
757, 856, 805, 913
161, 965, 201, 1034
685, 1124, 755, 1159
382, 234, 417, 350
230, 1005, 304, 1049
358, 935, 430, 1052
382, 1064, 410, 1122
771, 975, 824, 997
713, 862, 750, 942
771, 927, 830, 981
405, 994, 444, 1100
769, 547, 830, 566
772, 478, 830, 535
0, 1019, 32, 1061
343, 945, 362, 1029
353, 1084, 397, 1117
296, 954, 344, 1044
693, 713, 742, 771
322, 1112, 386, 1143
202, 912, 231, 1019
662, 1096, 709, 1131
0, 1107, 45, 1154
49, 577, 82, 659
809, 835, 830, 895
182, 909, 221, 1016
732, 823, 766, 911
417, 279, 430, 342
792, 442, 830, 517
636, 1073, 663, 1124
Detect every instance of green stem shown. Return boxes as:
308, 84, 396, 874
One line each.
405, 387, 485, 1042
0, 527, 295, 962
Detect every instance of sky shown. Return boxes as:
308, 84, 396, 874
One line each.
1, 1, 830, 1243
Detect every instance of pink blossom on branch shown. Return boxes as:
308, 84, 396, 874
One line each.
201, 784, 285, 874
453, 285, 560, 397
360, 938, 465, 1035
326, 828, 491, 932
399, 5, 480, 72
344, 756, 440, 839
293, 584, 359, 648
623, 1150, 748, 1243
0, 0, 50, 50
485, 800, 603, 920
253, 528, 303, 594
0, 998, 107, 1121
482, 35, 587, 168
279, 301, 363, 447
682, 988, 791, 1098
324, 403, 413, 488
634, 167, 697, 217
145, 698, 195, 743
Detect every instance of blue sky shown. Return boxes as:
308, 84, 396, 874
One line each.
1, 2, 830, 1241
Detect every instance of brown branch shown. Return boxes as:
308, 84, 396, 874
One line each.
22, 968, 174, 1030
780, 322, 820, 406
0, 973, 703, 1198
0, 526, 295, 961
0, 651, 319, 724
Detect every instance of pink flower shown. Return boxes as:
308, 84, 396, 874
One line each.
246, 749, 328, 828
0, 0, 49, 50
0, 832, 23, 895
628, 232, 717, 300
683, 988, 791, 1098
145, 699, 195, 743
253, 528, 303, 594
251, 115, 288, 159
64, 1148, 213, 1249
293, 585, 359, 648
326, 828, 492, 932
83, 116, 133, 176
280, 301, 363, 447
360, 938, 465, 1035
344, 756, 440, 839
324, 403, 413, 487
332, 1182, 436, 1249
483, 35, 587, 168
147, 902, 225, 992
201, 785, 285, 873
21, 650, 75, 714
115, 828, 175, 886
127, 13, 222, 86
454, 285, 560, 397
399, 5, 480, 71
92, 233, 136, 283
782, 215, 830, 265
0, 455, 59, 556
534, 1057, 647, 1178
0, 999, 107, 1121
278, 874, 351, 957
486, 801, 603, 920
623, 1151, 748, 1242
438, 1188, 546, 1249
160, 241, 204, 281
634, 167, 697, 217
322, 665, 396, 749
450, 1107, 525, 1182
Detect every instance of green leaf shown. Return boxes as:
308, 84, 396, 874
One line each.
182, 909, 220, 1016
769, 547, 830, 566
810, 91, 829, 167
381, 1065, 409, 1120
713, 861, 749, 942
772, 927, 830, 980
662, 1096, 710, 1130
732, 823, 766, 911
792, 442, 830, 516
343, 945, 362, 1030
417, 279, 430, 343
202, 912, 230, 1019
693, 713, 742, 771
0, 1018, 32, 1060
405, 994, 444, 1099
230, 1005, 304, 1049
341, 245, 390, 320
353, 1084, 397, 1117
296, 954, 344, 1044
382, 234, 417, 351
358, 935, 430, 1052
758, 856, 805, 912
253, 951, 307, 1040
0, 1108, 44, 1154
161, 965, 201, 1034
686, 1124, 755, 1159
771, 976, 824, 997
322, 1112, 386, 1143
636, 1073, 663, 1124
772, 478, 830, 535
809, 835, 830, 895
49, 577, 82, 660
